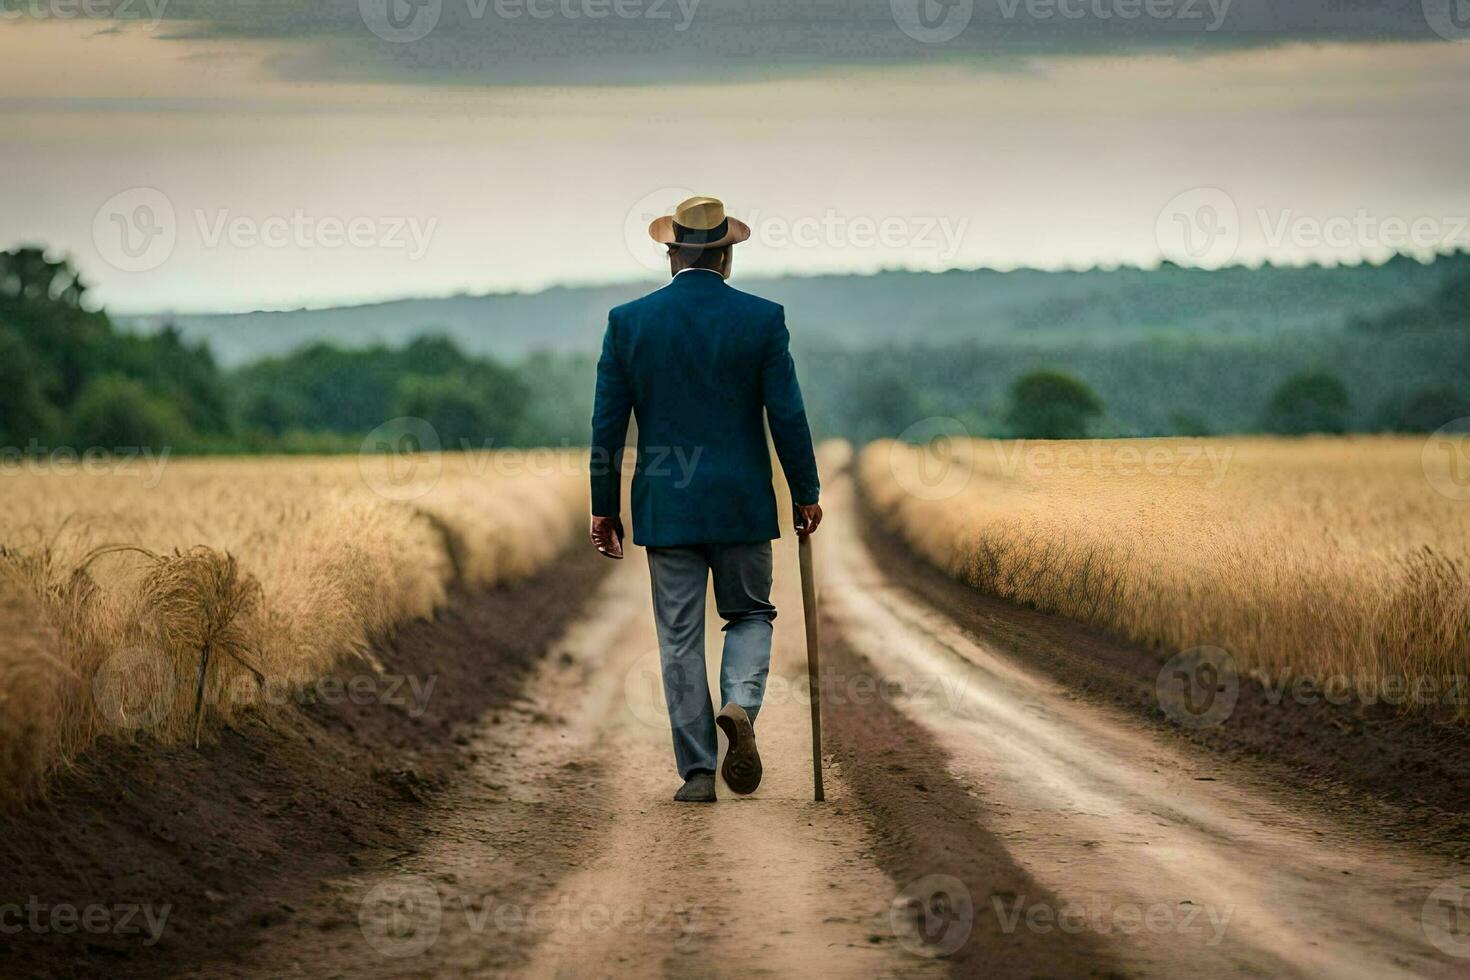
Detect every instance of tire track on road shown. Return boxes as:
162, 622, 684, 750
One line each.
819, 471, 1465, 979
518, 547, 943, 978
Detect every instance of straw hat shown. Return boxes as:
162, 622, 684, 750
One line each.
648, 196, 752, 249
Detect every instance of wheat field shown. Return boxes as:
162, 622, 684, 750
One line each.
0, 450, 589, 801
864, 435, 1470, 717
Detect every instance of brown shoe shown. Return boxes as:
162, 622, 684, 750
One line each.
716, 703, 762, 795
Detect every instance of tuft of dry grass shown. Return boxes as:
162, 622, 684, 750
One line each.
0, 450, 590, 802
863, 436, 1470, 718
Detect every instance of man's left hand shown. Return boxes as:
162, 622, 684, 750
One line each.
795, 502, 823, 538
590, 515, 625, 559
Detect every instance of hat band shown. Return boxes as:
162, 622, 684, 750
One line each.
672, 218, 729, 246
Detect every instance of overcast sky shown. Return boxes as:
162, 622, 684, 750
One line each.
4, 1, 1469, 311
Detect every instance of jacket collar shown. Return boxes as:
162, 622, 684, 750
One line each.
669, 268, 725, 286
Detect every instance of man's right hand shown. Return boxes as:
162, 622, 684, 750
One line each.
795, 502, 823, 538
590, 515, 625, 559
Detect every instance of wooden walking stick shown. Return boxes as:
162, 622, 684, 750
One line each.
798, 530, 825, 802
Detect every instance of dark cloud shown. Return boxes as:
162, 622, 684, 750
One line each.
39, 0, 1463, 85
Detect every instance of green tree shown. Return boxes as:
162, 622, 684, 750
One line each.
241, 387, 309, 437
1168, 411, 1213, 437
394, 373, 496, 449
1376, 386, 1470, 433
0, 326, 57, 445
399, 335, 470, 376
123, 325, 230, 435
1431, 268, 1470, 327
515, 352, 596, 447
0, 249, 227, 447
70, 374, 188, 449
1004, 370, 1103, 439
1262, 371, 1350, 435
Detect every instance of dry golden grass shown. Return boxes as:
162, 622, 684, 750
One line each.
863, 436, 1470, 716
0, 450, 588, 801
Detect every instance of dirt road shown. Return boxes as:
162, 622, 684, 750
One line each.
817, 474, 1466, 979
178, 470, 1469, 978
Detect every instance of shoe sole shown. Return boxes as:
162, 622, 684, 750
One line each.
716, 709, 762, 795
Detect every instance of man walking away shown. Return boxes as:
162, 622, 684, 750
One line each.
589, 195, 822, 803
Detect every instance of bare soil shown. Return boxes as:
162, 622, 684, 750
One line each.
821, 472, 1467, 978
4, 469, 1469, 979
0, 545, 612, 980
859, 491, 1470, 862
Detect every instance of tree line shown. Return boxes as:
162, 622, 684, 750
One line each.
3, 247, 1466, 454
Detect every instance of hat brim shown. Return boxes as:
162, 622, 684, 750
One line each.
648, 215, 752, 249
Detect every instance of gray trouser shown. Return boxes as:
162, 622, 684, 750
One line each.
646, 541, 776, 779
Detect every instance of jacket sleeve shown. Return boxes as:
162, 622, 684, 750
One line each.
590, 313, 632, 517
761, 308, 821, 506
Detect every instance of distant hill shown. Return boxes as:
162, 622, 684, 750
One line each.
119, 253, 1469, 367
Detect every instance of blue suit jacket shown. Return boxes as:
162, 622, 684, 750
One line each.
590, 270, 820, 548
